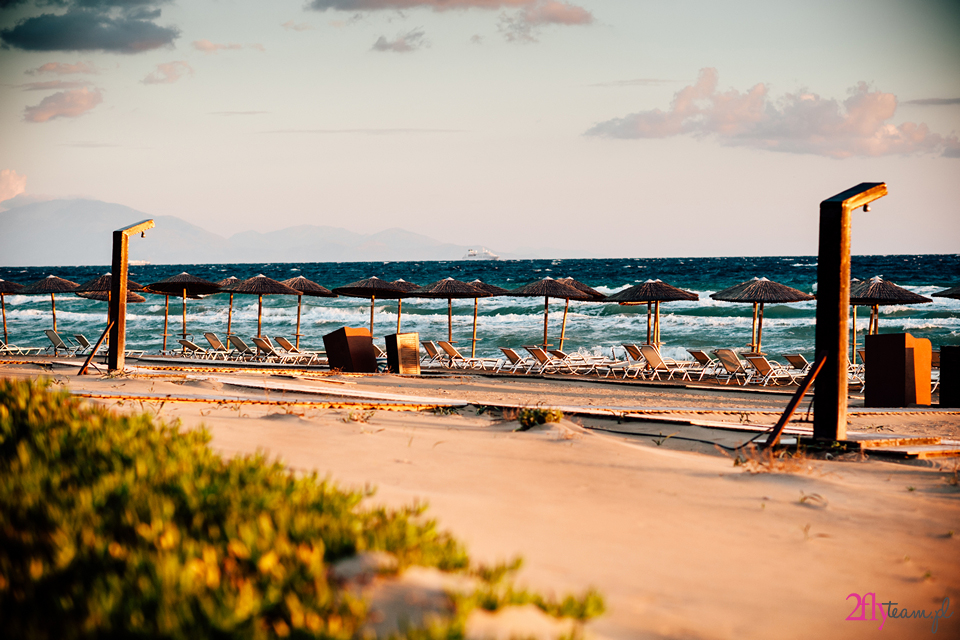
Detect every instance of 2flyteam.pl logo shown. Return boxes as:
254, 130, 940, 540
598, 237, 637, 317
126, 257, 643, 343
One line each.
846, 593, 952, 633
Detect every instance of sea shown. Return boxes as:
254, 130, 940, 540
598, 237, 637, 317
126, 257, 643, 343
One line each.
2, 255, 958, 362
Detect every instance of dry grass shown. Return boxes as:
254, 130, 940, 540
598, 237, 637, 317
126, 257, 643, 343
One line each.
731, 444, 820, 475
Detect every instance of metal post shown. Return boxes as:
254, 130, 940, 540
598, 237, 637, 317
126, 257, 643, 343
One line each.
814, 183, 886, 441
108, 219, 154, 372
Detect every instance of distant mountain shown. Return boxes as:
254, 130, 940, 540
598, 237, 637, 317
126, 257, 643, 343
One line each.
0, 198, 517, 266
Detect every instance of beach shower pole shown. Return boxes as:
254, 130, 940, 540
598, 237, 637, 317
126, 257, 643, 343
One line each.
107, 219, 154, 373
813, 183, 886, 441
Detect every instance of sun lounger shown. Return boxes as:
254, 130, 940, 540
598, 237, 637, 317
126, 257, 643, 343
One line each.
498, 347, 537, 374
72, 334, 93, 355
522, 345, 569, 374
0, 340, 44, 356
711, 348, 747, 385
639, 344, 696, 380
274, 336, 323, 361
44, 329, 81, 356
252, 336, 304, 364
782, 354, 811, 378
744, 354, 797, 386
420, 341, 445, 367
228, 336, 259, 361
686, 349, 720, 381
178, 339, 213, 359
437, 341, 499, 370
204, 332, 235, 360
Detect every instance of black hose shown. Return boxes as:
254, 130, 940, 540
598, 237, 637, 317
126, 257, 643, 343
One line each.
584, 425, 769, 452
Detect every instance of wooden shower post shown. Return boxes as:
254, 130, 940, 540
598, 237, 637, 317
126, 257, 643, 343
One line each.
813, 183, 886, 441
108, 219, 154, 372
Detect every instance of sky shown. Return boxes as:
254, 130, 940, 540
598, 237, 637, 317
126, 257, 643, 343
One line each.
1, 0, 959, 258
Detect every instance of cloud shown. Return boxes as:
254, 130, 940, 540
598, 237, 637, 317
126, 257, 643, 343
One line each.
25, 61, 97, 75
0, 169, 27, 205
23, 86, 103, 122
0, 7, 179, 54
141, 60, 192, 84
192, 39, 263, 54
281, 20, 313, 31
372, 28, 426, 52
307, 0, 593, 42
902, 97, 960, 106
585, 68, 960, 159
19, 79, 91, 90
590, 78, 673, 87
260, 128, 462, 134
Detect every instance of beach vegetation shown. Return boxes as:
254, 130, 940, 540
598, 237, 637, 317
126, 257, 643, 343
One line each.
515, 408, 563, 431
0, 378, 603, 638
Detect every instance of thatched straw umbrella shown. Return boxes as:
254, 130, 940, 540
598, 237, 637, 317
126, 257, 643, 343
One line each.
281, 276, 337, 348
0, 278, 24, 344
416, 278, 489, 347
555, 277, 606, 351
332, 277, 409, 335
605, 279, 699, 347
710, 277, 813, 354
20, 275, 80, 332
75, 273, 146, 330
509, 277, 591, 349
142, 273, 220, 350
229, 275, 301, 338
390, 279, 422, 334
850, 276, 932, 337
217, 276, 240, 342
469, 280, 510, 357
933, 285, 960, 300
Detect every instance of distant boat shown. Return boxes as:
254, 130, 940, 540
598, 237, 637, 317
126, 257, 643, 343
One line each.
129, 260, 151, 266
463, 247, 500, 261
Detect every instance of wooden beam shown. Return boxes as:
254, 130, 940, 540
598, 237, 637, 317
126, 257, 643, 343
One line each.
108, 219, 154, 372
813, 183, 886, 441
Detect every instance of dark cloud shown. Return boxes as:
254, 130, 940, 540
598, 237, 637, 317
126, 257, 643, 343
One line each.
1, 5, 178, 54
902, 97, 960, 106
372, 28, 426, 52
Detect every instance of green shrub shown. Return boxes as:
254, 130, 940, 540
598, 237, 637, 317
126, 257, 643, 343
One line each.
0, 379, 601, 638
516, 408, 563, 431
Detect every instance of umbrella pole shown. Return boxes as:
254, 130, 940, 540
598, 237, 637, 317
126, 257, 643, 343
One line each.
448, 298, 453, 343
655, 300, 661, 346
872, 304, 879, 335
369, 295, 375, 335
559, 298, 570, 351
851, 306, 857, 363
471, 298, 479, 358
750, 302, 758, 351
646, 302, 652, 345
397, 299, 402, 334
258, 294, 263, 337
296, 295, 302, 348
182, 289, 187, 341
756, 302, 765, 354
51, 292, 57, 332
163, 295, 169, 351
227, 293, 233, 340
1, 293, 7, 344
542, 297, 549, 349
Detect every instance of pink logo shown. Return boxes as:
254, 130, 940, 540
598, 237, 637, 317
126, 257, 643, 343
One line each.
847, 592, 887, 630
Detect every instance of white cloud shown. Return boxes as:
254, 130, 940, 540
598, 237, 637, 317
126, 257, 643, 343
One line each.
23, 87, 103, 123
142, 61, 193, 85
586, 68, 960, 159
0, 169, 27, 205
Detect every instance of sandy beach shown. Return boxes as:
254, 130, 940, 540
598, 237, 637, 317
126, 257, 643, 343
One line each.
2, 357, 958, 639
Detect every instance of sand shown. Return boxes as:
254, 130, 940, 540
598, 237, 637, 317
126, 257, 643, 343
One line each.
2, 360, 958, 639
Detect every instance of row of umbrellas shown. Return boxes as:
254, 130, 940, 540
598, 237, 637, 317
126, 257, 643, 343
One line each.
0, 272, 954, 355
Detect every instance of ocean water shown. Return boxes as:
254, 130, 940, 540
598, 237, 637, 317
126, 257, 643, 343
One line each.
2, 255, 958, 362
